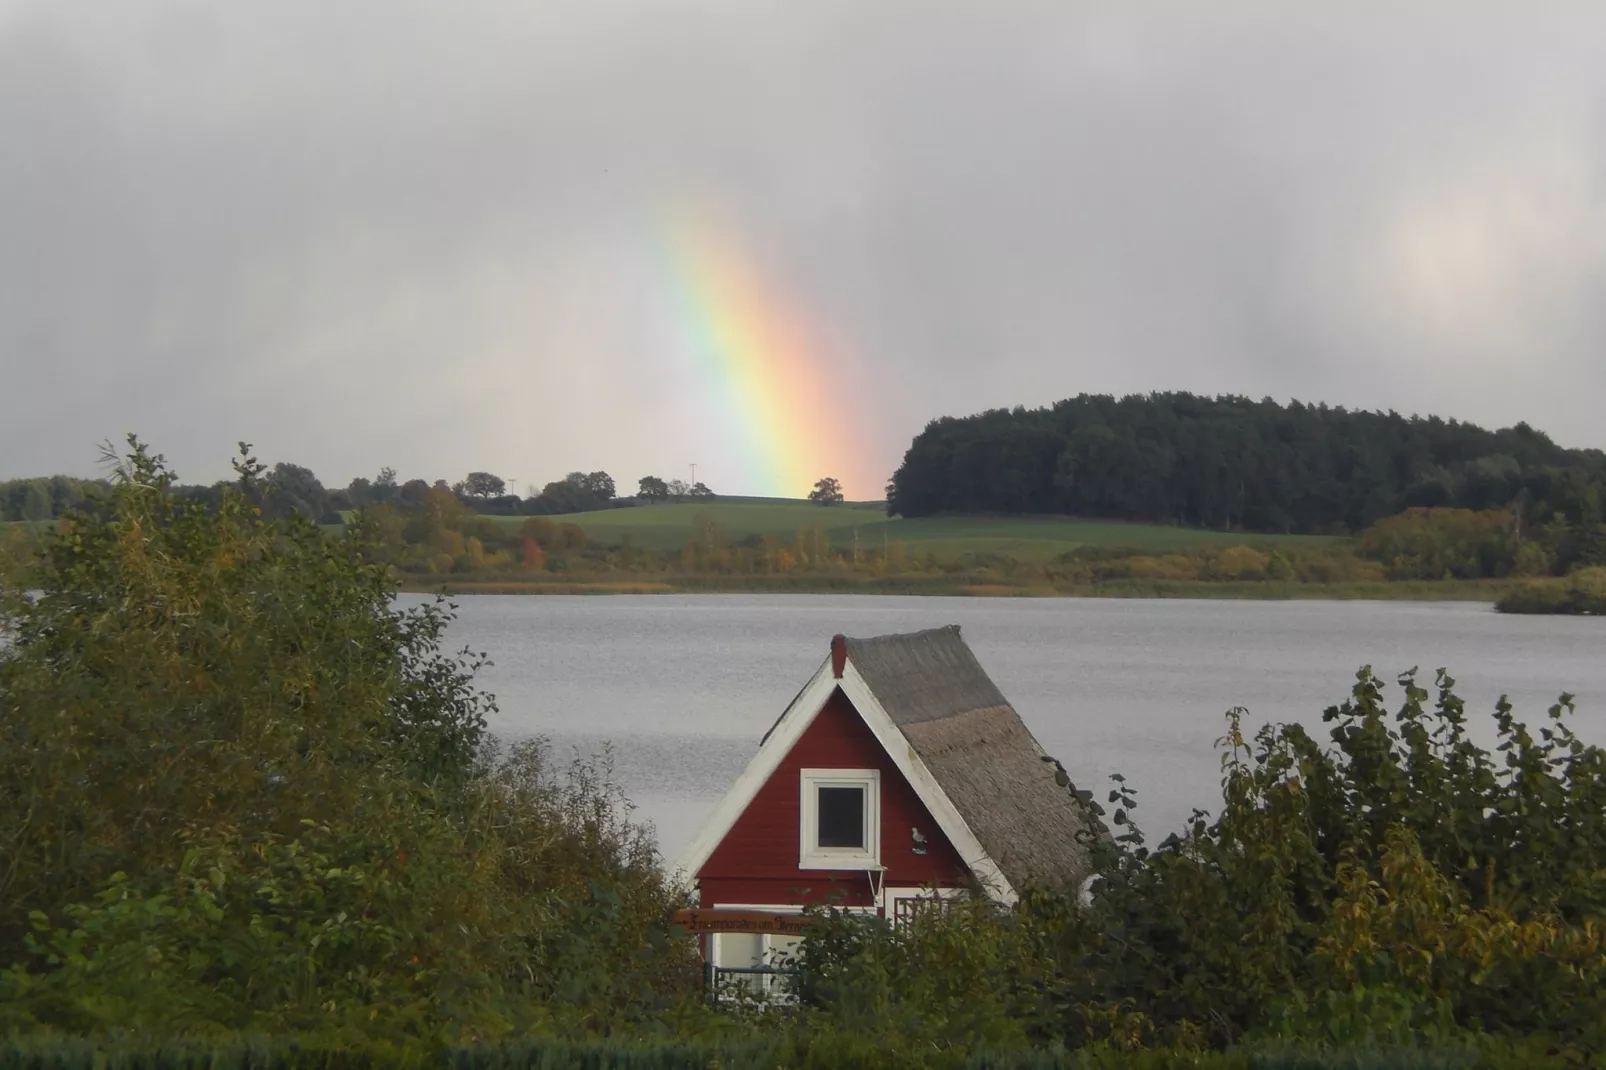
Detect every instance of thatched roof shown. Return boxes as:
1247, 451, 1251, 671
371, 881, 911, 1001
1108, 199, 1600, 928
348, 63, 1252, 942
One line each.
844, 626, 1093, 892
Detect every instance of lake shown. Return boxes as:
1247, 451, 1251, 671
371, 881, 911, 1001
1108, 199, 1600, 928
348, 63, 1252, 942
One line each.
407, 594, 1606, 864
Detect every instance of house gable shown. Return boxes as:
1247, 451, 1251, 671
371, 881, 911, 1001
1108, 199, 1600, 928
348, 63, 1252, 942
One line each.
698, 688, 969, 908
677, 650, 1020, 904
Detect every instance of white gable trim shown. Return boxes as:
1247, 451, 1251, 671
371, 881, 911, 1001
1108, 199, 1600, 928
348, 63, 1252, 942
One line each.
674, 654, 1017, 905
837, 662, 1017, 905
674, 656, 839, 881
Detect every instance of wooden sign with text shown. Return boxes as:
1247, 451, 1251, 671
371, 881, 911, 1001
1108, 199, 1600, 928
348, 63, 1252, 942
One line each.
670, 908, 817, 936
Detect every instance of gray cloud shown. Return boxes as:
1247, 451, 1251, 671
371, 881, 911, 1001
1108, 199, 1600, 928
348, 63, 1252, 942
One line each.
4, 1, 1606, 495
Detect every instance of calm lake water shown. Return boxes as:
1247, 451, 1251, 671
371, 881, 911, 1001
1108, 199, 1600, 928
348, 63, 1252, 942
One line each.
403, 594, 1606, 864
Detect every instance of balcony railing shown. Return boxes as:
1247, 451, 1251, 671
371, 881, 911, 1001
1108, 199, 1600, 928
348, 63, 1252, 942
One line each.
704, 962, 799, 1005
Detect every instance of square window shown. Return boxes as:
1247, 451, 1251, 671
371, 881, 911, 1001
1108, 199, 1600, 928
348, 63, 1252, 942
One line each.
816, 786, 865, 848
799, 769, 879, 869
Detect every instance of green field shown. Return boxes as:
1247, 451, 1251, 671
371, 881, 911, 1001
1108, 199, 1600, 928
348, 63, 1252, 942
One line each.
515, 501, 1331, 560
9, 504, 1335, 563
497, 500, 884, 550
878, 515, 1330, 561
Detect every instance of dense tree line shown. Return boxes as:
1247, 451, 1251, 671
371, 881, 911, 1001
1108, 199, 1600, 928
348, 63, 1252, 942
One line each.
887, 393, 1606, 534
176, 466, 713, 520
1, 462, 717, 528
0, 476, 107, 521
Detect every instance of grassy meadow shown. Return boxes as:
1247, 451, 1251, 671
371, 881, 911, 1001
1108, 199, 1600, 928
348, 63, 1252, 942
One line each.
6, 502, 1528, 603
513, 500, 1332, 560
496, 499, 886, 551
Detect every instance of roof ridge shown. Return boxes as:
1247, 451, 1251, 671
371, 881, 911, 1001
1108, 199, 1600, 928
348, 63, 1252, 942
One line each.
842, 623, 962, 645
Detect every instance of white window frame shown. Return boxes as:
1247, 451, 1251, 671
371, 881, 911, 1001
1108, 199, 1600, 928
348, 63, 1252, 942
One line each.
798, 768, 880, 870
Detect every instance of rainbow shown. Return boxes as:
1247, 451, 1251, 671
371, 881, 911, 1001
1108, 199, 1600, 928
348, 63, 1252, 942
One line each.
665, 214, 874, 499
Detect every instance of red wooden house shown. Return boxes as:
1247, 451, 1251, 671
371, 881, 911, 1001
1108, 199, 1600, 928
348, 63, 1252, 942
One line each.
678, 625, 1090, 978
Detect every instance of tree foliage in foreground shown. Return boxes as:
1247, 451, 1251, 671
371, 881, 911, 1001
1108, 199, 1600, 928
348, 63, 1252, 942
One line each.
797, 669, 1606, 1057
2, 439, 1603, 1063
0, 440, 687, 1039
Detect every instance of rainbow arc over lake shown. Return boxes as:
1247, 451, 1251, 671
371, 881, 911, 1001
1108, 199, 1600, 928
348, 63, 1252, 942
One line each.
665, 215, 869, 499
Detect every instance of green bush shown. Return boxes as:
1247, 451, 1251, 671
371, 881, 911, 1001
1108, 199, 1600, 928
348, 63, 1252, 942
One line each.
1497, 566, 1606, 614
0, 441, 691, 1041
788, 668, 1606, 1058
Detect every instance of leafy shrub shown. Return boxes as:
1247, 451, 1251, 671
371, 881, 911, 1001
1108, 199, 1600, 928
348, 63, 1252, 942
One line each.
1080, 669, 1606, 1048
1357, 509, 1520, 580
1497, 566, 1606, 615
791, 668, 1606, 1059
0, 441, 690, 1040
1210, 547, 1271, 581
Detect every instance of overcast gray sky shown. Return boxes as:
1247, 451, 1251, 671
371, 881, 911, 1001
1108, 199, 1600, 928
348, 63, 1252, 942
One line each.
4, 1, 1605, 497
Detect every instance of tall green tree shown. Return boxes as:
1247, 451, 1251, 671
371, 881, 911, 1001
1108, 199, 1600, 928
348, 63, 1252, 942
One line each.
262, 462, 337, 523
462, 471, 507, 499
636, 476, 669, 503
581, 471, 616, 501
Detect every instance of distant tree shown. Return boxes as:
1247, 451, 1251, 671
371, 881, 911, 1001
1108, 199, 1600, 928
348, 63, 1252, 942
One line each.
264, 463, 338, 524
399, 479, 430, 505
19, 482, 51, 521
47, 476, 89, 516
346, 477, 374, 506
348, 503, 407, 565
637, 476, 669, 503
474, 493, 526, 517
372, 466, 399, 504
809, 477, 844, 506
689, 482, 715, 499
536, 476, 601, 514
581, 472, 616, 501
170, 482, 225, 513
462, 472, 507, 499
667, 479, 690, 502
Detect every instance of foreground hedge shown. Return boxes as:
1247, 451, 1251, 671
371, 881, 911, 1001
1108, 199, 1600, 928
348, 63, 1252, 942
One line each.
0, 1036, 1573, 1070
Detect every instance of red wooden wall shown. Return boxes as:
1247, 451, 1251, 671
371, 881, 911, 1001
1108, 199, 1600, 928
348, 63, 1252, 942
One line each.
697, 688, 970, 909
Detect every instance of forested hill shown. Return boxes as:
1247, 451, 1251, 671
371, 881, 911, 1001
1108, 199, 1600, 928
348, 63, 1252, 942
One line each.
886, 393, 1606, 534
